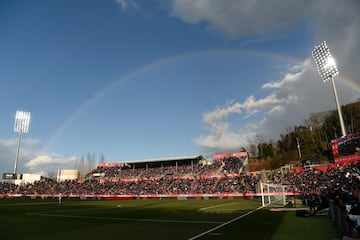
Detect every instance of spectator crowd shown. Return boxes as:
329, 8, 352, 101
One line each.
0, 157, 359, 200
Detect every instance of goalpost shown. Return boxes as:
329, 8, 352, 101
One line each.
260, 182, 289, 207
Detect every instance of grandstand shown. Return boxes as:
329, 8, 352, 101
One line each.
85, 153, 249, 182
86, 155, 210, 179
0, 151, 253, 196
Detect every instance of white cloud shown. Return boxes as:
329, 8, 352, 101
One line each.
0, 138, 77, 175
268, 105, 285, 115
196, 70, 303, 151
0, 138, 41, 173
115, 0, 138, 10
195, 130, 250, 152
262, 69, 305, 89
25, 154, 77, 173
169, 0, 312, 39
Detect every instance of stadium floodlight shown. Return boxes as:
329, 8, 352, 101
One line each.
13, 110, 31, 174
312, 41, 346, 137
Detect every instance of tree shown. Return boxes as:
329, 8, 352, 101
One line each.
99, 153, 106, 164
85, 152, 97, 175
247, 143, 257, 159
255, 134, 266, 159
264, 140, 274, 158
75, 156, 85, 179
343, 100, 360, 134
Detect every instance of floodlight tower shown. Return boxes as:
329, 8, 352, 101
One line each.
312, 41, 346, 137
13, 110, 31, 174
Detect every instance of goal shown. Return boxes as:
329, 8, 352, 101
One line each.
260, 182, 289, 207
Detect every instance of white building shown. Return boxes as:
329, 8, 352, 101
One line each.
57, 169, 79, 182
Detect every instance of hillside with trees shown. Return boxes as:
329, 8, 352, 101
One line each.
248, 100, 360, 171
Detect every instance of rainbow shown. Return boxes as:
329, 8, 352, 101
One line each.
43, 48, 359, 152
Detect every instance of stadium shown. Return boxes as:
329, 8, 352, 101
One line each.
1, 1, 360, 239
1, 142, 360, 239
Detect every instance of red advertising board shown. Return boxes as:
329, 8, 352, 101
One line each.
213, 151, 248, 160
98, 162, 127, 167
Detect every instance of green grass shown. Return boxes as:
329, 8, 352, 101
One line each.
0, 198, 340, 240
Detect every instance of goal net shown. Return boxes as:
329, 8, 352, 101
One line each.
260, 182, 289, 207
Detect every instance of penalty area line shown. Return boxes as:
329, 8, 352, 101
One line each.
188, 203, 269, 240
199, 202, 238, 211
26, 212, 225, 224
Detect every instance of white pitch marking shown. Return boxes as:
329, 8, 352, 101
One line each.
188, 203, 269, 240
199, 202, 238, 211
26, 212, 225, 224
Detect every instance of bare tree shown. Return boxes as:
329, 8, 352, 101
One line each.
75, 156, 85, 179
247, 134, 266, 159
255, 134, 266, 159
99, 153, 105, 164
85, 152, 97, 175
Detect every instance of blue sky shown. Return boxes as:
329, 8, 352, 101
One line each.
0, 0, 359, 175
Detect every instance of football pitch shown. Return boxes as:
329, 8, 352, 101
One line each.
0, 198, 340, 240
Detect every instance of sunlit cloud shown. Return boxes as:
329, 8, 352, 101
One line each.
0, 138, 77, 175
169, 0, 312, 39
25, 154, 77, 173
